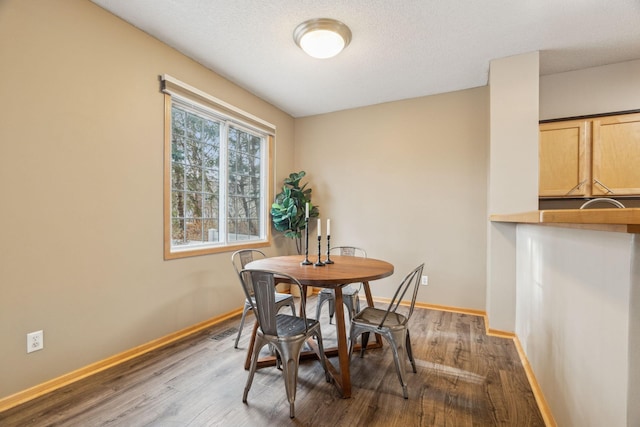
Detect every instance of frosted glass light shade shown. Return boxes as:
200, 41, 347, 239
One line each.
293, 18, 351, 59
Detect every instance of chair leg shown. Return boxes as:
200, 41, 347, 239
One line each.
345, 294, 360, 323
328, 297, 335, 324
315, 293, 327, 321
277, 339, 306, 418
359, 332, 370, 358
243, 334, 266, 403
313, 329, 331, 383
274, 346, 282, 370
406, 329, 417, 373
386, 329, 410, 399
316, 292, 336, 324
348, 326, 356, 359
234, 305, 250, 349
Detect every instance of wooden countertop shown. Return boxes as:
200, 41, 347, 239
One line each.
490, 208, 640, 233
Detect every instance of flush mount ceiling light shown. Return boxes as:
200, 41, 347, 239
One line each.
293, 18, 352, 59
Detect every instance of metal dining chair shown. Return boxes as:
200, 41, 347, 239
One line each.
315, 246, 366, 324
240, 269, 331, 418
231, 249, 296, 348
348, 263, 425, 399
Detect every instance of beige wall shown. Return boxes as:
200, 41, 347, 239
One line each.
0, 0, 294, 398
516, 225, 634, 426
294, 88, 489, 309
486, 52, 540, 332
540, 59, 640, 120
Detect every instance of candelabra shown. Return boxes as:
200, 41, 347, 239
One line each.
324, 234, 334, 264
300, 218, 312, 265
314, 235, 325, 266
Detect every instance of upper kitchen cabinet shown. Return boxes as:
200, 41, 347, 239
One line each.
539, 119, 590, 197
539, 112, 640, 198
592, 112, 640, 196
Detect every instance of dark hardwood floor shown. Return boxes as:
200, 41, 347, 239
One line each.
0, 296, 546, 426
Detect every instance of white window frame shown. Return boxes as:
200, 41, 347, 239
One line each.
162, 75, 274, 259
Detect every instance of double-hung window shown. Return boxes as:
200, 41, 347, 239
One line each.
162, 75, 273, 259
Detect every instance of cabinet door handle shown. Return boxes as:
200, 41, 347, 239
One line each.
593, 178, 615, 194
565, 179, 587, 195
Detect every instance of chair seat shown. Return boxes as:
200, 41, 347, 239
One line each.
273, 314, 319, 337
352, 307, 407, 330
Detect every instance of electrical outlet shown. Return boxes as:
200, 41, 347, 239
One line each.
27, 330, 44, 353
421, 275, 429, 286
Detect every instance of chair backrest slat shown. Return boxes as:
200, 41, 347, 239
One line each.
232, 249, 266, 275
378, 263, 425, 328
330, 246, 367, 258
239, 269, 307, 337
247, 270, 278, 335
232, 249, 267, 297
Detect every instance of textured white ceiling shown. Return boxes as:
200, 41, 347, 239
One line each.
91, 0, 640, 118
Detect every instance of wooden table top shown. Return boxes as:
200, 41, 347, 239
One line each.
244, 255, 394, 287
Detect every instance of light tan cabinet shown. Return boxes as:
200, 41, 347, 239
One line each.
539, 112, 640, 198
539, 119, 589, 197
592, 113, 640, 195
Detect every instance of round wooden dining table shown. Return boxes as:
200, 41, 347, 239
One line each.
244, 254, 394, 398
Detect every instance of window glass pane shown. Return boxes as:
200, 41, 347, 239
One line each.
172, 137, 186, 164
183, 192, 202, 218
228, 127, 238, 151
184, 218, 203, 242
203, 193, 218, 219
202, 143, 219, 169
228, 219, 252, 241
171, 217, 185, 243
203, 168, 218, 193
203, 121, 220, 145
171, 108, 186, 136
185, 139, 202, 167
251, 175, 260, 197
171, 191, 185, 217
171, 163, 184, 190
203, 218, 218, 242
186, 113, 203, 139
226, 125, 263, 243
185, 165, 202, 192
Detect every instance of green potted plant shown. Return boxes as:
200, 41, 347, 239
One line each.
271, 171, 319, 254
